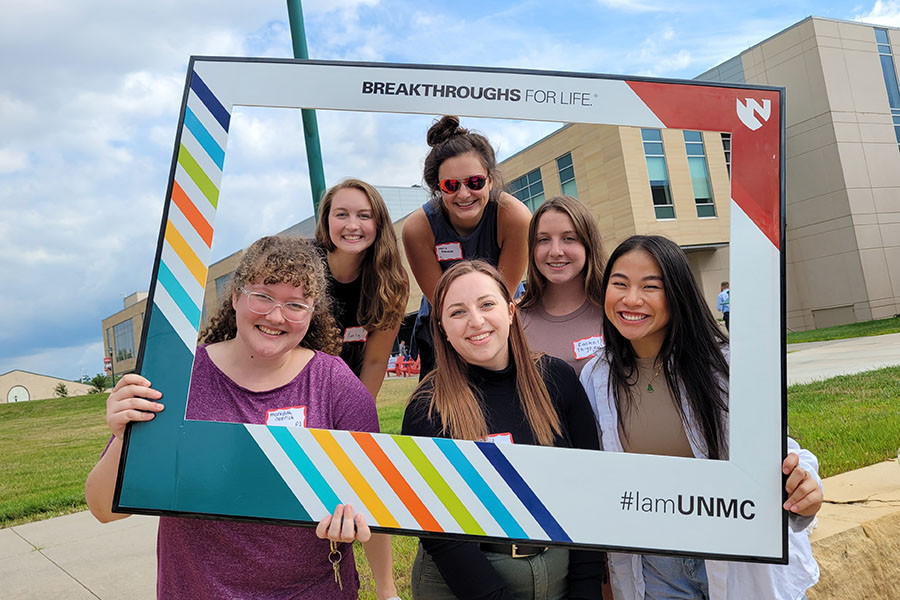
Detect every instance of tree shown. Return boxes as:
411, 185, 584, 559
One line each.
54, 382, 69, 398
88, 373, 111, 394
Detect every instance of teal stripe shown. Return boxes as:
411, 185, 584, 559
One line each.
184, 106, 225, 170
432, 438, 528, 539
269, 427, 342, 512
157, 260, 201, 327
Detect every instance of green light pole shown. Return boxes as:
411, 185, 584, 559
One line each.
286, 0, 327, 218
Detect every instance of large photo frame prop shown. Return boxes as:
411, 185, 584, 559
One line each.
116, 58, 786, 563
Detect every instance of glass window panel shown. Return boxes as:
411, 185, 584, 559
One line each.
556, 153, 573, 169
527, 169, 542, 184
893, 115, 900, 125
880, 55, 900, 109
689, 157, 712, 201
686, 145, 705, 156
641, 129, 662, 141
654, 204, 676, 219
876, 28, 889, 44
646, 156, 668, 181
696, 204, 717, 218
113, 320, 135, 361
894, 126, 900, 144
643, 142, 664, 155
683, 130, 703, 142
879, 44, 892, 54
561, 179, 578, 197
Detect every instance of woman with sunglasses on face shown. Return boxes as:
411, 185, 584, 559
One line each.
315, 178, 409, 399
402, 116, 532, 378
580, 235, 822, 600
85, 236, 399, 600
401, 260, 606, 600
518, 196, 606, 377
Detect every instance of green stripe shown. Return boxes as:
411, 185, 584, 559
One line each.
177, 144, 219, 208
392, 435, 484, 536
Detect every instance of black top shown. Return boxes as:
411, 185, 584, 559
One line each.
401, 355, 604, 600
321, 251, 366, 376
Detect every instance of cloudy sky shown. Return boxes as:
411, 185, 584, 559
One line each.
2, 0, 899, 381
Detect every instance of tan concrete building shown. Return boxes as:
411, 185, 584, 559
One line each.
496, 123, 733, 316
0, 370, 94, 403
100, 292, 147, 377
698, 16, 900, 330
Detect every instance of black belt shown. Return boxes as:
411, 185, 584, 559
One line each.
479, 542, 548, 558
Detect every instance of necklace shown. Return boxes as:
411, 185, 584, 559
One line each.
647, 362, 663, 393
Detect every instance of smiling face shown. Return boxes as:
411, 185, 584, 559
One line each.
533, 209, 587, 287
438, 151, 492, 234
327, 187, 377, 256
604, 249, 670, 358
233, 281, 313, 359
439, 271, 514, 371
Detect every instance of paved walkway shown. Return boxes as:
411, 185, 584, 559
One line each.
3, 334, 900, 599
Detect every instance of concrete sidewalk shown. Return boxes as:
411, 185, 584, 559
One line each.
3, 334, 899, 599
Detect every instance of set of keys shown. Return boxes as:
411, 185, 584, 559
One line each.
329, 540, 343, 591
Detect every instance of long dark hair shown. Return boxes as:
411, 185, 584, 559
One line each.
518, 195, 606, 310
315, 178, 409, 330
412, 260, 562, 445
600, 235, 729, 459
199, 236, 342, 355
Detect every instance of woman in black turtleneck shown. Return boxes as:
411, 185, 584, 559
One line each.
401, 260, 604, 600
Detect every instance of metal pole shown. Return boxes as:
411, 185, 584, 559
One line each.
286, 0, 327, 218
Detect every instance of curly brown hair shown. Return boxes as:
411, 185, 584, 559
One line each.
199, 236, 342, 355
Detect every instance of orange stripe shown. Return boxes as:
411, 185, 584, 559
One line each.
164, 221, 207, 288
171, 180, 213, 248
308, 429, 399, 528
351, 431, 443, 532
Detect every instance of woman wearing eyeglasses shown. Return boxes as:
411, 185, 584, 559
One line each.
315, 178, 409, 399
85, 236, 399, 600
402, 115, 531, 378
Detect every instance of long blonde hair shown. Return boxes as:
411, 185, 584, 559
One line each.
413, 260, 562, 445
315, 178, 409, 330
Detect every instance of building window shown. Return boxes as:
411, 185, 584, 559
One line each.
113, 320, 135, 361
556, 153, 578, 197
876, 28, 900, 151
509, 168, 545, 212
721, 133, 731, 177
641, 129, 675, 219
684, 131, 716, 218
215, 273, 232, 302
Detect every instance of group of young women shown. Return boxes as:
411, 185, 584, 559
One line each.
86, 115, 824, 600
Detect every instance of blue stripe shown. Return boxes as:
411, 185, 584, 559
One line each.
189, 72, 230, 132
184, 106, 225, 170
156, 260, 201, 328
477, 443, 571, 542
269, 427, 342, 512
433, 438, 528, 539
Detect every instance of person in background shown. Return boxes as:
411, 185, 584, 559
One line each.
402, 115, 531, 379
315, 178, 409, 399
581, 235, 821, 600
85, 236, 399, 600
717, 280, 730, 331
402, 260, 605, 600
518, 195, 606, 377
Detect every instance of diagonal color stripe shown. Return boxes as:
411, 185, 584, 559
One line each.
244, 425, 315, 520
433, 438, 527, 539
190, 71, 230, 132
171, 180, 213, 248
309, 430, 399, 528
156, 260, 201, 329
392, 435, 484, 536
269, 426, 342, 512
477, 443, 571, 542
184, 106, 225, 170
350, 432, 443, 532
164, 221, 207, 288
177, 144, 219, 208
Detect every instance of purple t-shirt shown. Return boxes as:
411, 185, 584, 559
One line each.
156, 347, 378, 600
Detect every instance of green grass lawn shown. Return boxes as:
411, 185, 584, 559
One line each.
2, 371, 897, 599
787, 315, 900, 344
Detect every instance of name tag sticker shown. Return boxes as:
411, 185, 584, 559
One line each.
266, 405, 307, 428
482, 432, 514, 444
573, 335, 604, 360
435, 242, 463, 262
343, 326, 368, 343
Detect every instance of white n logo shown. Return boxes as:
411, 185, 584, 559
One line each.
736, 98, 771, 131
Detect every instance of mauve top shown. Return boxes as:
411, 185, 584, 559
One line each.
156, 346, 378, 600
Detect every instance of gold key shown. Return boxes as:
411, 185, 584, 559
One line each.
329, 540, 343, 590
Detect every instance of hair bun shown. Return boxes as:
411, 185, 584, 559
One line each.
427, 115, 468, 147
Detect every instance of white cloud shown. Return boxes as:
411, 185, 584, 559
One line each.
856, 0, 900, 26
